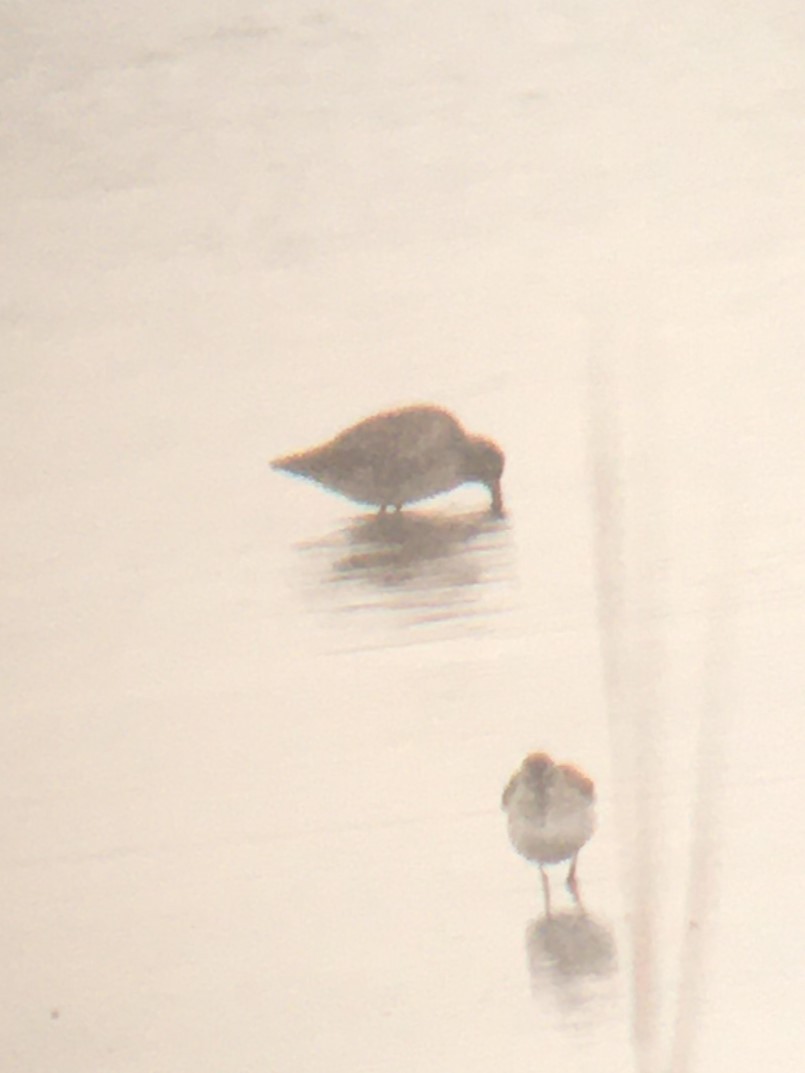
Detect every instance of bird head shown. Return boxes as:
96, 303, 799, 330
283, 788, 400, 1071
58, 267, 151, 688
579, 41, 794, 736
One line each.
464, 436, 505, 515
521, 753, 554, 785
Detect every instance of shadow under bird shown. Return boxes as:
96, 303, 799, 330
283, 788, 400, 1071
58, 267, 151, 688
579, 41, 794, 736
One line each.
502, 753, 596, 914
271, 405, 505, 514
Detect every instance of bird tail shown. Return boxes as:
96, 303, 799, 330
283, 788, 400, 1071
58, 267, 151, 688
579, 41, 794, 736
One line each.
270, 451, 321, 478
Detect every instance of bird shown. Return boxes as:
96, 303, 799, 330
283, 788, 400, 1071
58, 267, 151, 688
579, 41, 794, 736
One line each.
271, 405, 505, 515
502, 753, 596, 913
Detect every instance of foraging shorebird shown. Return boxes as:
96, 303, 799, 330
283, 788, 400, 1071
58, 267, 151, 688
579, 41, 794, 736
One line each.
502, 753, 596, 913
271, 405, 504, 514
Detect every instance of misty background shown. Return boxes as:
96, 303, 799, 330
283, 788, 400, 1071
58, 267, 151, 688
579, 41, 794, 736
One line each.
3, 2, 804, 1071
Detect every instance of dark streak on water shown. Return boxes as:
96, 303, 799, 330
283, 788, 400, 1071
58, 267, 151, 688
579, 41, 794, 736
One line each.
294, 508, 515, 639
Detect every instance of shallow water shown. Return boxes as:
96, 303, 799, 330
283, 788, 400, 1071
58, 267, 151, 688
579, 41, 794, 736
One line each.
3, 2, 805, 1071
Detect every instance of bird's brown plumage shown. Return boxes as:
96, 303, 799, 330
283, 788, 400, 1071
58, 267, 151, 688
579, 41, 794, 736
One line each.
272, 405, 504, 513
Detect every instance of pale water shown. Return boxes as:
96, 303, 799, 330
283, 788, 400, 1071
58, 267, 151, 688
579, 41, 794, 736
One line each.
3, 2, 804, 1070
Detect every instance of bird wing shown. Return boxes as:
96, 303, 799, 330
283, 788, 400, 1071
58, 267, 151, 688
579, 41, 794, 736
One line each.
501, 772, 519, 810
331, 407, 464, 489
555, 764, 595, 801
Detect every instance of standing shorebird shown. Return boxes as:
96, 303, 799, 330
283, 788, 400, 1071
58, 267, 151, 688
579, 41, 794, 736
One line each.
271, 405, 505, 515
502, 753, 596, 914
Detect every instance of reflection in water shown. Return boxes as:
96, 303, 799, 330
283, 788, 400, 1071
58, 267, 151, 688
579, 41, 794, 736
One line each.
297, 509, 513, 634
525, 910, 617, 1011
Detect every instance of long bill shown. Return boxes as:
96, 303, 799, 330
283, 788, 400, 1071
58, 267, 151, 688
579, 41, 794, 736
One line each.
489, 478, 504, 516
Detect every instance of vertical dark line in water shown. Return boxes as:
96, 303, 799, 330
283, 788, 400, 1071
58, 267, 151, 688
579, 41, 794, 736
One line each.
632, 348, 670, 1072
668, 499, 733, 1072
585, 345, 662, 1073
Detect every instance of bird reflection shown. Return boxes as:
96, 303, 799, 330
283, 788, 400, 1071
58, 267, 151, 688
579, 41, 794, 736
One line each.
297, 508, 511, 629
334, 510, 502, 585
525, 909, 616, 1007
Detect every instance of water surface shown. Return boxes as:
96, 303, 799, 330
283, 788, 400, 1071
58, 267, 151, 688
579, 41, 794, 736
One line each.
3, 2, 805, 1071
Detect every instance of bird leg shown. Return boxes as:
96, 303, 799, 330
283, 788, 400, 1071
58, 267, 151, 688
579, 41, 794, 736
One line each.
540, 865, 552, 918
566, 853, 580, 902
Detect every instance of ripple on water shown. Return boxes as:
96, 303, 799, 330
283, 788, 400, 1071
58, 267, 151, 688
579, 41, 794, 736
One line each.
293, 508, 517, 647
